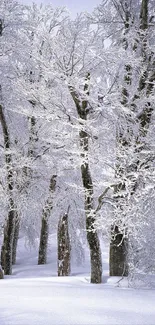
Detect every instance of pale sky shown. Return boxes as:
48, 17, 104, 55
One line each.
18, 0, 100, 16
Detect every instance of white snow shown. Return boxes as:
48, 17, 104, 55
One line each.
0, 235, 155, 325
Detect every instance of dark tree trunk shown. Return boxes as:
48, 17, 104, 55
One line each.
109, 179, 129, 276
87, 230, 102, 283
0, 100, 16, 275
110, 226, 128, 276
12, 212, 20, 265
1, 223, 6, 270
28, 115, 38, 158
38, 175, 57, 265
80, 139, 102, 283
69, 74, 102, 283
57, 212, 71, 276
3, 205, 15, 275
1, 245, 5, 270
38, 216, 49, 265
0, 265, 4, 279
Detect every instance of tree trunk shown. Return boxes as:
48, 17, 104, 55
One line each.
110, 226, 128, 276
12, 212, 20, 265
69, 75, 102, 283
2, 205, 15, 275
38, 216, 49, 265
1, 224, 7, 270
0, 265, 4, 279
109, 176, 129, 276
57, 212, 71, 276
38, 175, 57, 264
28, 115, 38, 158
80, 139, 102, 283
0, 99, 16, 275
87, 230, 102, 283
1, 245, 5, 270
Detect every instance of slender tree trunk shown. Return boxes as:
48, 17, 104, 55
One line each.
12, 212, 20, 265
28, 115, 38, 158
69, 75, 102, 283
38, 216, 49, 265
1, 222, 7, 270
58, 210, 71, 276
0, 265, 4, 279
1, 245, 5, 270
80, 131, 102, 283
2, 204, 15, 275
0, 100, 16, 275
38, 175, 57, 264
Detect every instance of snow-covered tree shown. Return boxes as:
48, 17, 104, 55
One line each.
91, 0, 155, 278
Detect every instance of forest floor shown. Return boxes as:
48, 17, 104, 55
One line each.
0, 234, 155, 325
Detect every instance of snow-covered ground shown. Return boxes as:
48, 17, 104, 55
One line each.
0, 235, 155, 325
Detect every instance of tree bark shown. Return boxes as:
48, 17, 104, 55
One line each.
80, 132, 102, 283
28, 115, 38, 158
0, 265, 4, 279
0, 100, 16, 275
38, 216, 49, 265
12, 212, 20, 265
57, 211, 71, 276
110, 226, 128, 276
38, 175, 57, 264
69, 75, 102, 283
2, 205, 15, 275
109, 165, 129, 276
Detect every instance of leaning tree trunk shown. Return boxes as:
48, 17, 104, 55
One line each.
69, 75, 102, 283
110, 0, 153, 276
38, 175, 57, 264
57, 210, 71, 276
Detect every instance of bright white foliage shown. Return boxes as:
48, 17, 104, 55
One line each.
0, 0, 155, 281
